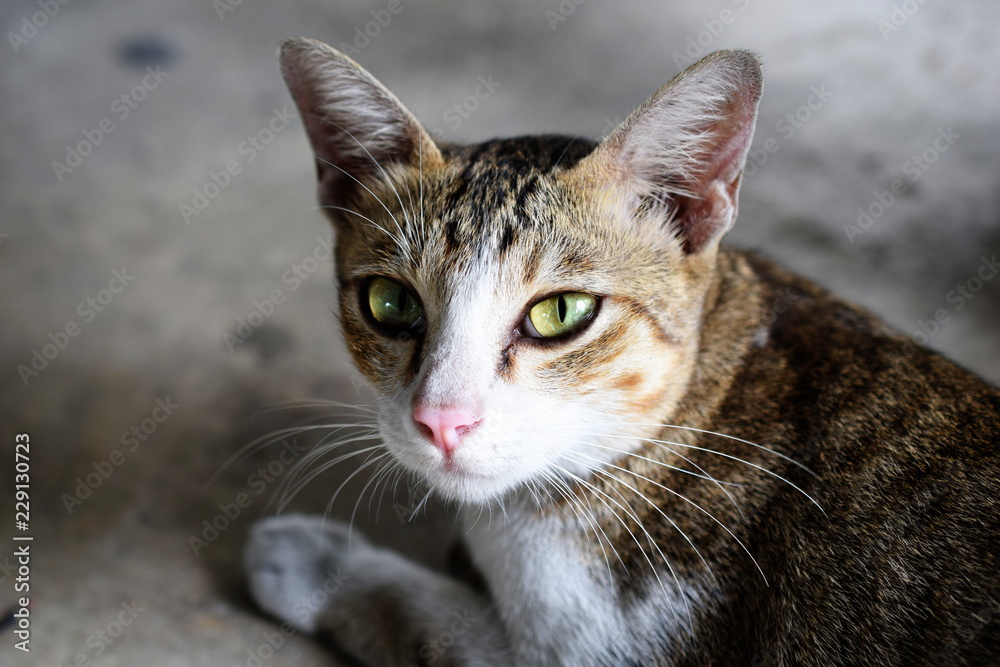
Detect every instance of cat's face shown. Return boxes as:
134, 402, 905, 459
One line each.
281, 40, 761, 504
332, 142, 709, 502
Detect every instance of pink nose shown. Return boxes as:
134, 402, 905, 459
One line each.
412, 406, 482, 456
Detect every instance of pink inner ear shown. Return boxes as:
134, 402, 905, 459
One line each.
702, 114, 756, 187
675, 181, 735, 254
672, 93, 758, 254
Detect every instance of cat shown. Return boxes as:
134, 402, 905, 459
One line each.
244, 37, 1000, 666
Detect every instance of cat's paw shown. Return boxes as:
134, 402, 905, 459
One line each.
244, 514, 362, 633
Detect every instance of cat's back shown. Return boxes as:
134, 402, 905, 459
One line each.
736, 249, 1000, 457
693, 250, 1000, 665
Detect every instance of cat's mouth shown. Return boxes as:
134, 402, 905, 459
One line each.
438, 463, 490, 480
426, 451, 505, 481
392, 444, 524, 503
424, 470, 515, 503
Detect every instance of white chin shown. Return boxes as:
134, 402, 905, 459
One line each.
419, 464, 520, 505
422, 471, 507, 505
384, 438, 528, 504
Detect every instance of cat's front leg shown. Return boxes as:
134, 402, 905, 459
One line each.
244, 514, 510, 666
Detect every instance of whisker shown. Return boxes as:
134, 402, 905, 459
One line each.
350, 457, 394, 534
580, 438, 746, 518
309, 117, 416, 258
538, 468, 619, 580
496, 492, 509, 525
467, 503, 485, 534
580, 440, 743, 488
552, 137, 578, 170
339, 124, 416, 230
391, 462, 409, 502
314, 155, 414, 263
316, 204, 405, 246
574, 448, 769, 584
254, 398, 378, 415
656, 444, 746, 520
549, 463, 676, 599
272, 443, 383, 513
552, 460, 695, 633
410, 487, 434, 524
418, 125, 425, 236
369, 458, 400, 523
642, 436, 825, 516
272, 429, 381, 502
565, 451, 722, 584
594, 432, 824, 515
605, 421, 817, 476
201, 420, 374, 493
319, 450, 391, 546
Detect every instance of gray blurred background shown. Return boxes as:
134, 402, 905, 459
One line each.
1, 0, 998, 664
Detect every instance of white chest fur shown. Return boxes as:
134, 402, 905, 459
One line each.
462, 501, 701, 664
463, 505, 627, 664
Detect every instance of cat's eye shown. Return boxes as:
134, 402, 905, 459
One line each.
524, 292, 597, 339
366, 277, 423, 332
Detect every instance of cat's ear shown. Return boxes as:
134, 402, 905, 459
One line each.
577, 50, 762, 255
279, 38, 442, 210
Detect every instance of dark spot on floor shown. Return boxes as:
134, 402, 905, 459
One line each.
117, 35, 178, 69
898, 179, 919, 198
858, 153, 882, 175
245, 324, 295, 361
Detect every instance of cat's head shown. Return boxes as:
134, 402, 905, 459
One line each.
280, 39, 762, 504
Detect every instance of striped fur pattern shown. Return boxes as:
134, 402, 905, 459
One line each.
244, 38, 1000, 665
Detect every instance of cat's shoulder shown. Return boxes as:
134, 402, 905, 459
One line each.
719, 248, 1000, 428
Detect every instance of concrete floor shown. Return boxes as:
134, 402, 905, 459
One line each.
1, 0, 998, 664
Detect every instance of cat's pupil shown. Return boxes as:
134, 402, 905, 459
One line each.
524, 292, 597, 339
367, 277, 422, 332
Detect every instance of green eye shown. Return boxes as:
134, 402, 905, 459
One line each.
525, 292, 596, 338
367, 277, 423, 331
